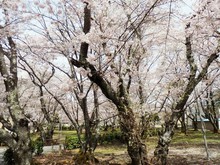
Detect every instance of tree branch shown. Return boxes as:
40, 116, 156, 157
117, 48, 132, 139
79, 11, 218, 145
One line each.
79, 3, 91, 62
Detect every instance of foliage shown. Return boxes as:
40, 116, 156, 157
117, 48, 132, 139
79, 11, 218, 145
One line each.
31, 137, 44, 155
140, 113, 160, 138
61, 125, 75, 131
3, 148, 15, 165
146, 128, 161, 137
64, 135, 82, 150
99, 130, 125, 144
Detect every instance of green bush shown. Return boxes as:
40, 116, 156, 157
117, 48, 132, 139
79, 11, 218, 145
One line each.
31, 137, 44, 155
99, 131, 125, 144
3, 148, 15, 165
147, 128, 161, 137
64, 135, 81, 150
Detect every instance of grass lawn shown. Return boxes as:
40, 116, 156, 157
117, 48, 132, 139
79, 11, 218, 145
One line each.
146, 129, 220, 146
32, 128, 220, 146
49, 129, 220, 155
172, 129, 220, 145
53, 130, 78, 143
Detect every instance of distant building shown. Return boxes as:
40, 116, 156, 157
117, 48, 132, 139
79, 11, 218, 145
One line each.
197, 118, 220, 131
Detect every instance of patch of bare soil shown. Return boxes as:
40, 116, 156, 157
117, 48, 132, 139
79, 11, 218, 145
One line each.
167, 145, 220, 165
33, 144, 220, 165
33, 151, 131, 165
149, 144, 220, 165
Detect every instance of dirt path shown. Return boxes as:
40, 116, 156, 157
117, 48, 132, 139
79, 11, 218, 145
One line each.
152, 145, 220, 165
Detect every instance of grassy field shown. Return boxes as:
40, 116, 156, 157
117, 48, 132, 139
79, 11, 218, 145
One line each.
145, 129, 220, 149
172, 130, 220, 144
53, 130, 78, 142
51, 129, 220, 151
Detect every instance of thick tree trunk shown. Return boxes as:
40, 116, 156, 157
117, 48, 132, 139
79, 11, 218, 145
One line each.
13, 110, 32, 165
14, 134, 32, 165
153, 112, 180, 165
6, 89, 32, 165
118, 106, 148, 165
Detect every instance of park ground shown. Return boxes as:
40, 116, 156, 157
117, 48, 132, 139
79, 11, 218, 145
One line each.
32, 130, 220, 165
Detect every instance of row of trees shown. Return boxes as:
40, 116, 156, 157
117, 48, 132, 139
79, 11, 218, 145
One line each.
0, 0, 219, 164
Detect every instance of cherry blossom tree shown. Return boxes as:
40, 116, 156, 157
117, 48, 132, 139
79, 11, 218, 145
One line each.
23, 0, 175, 164
199, 84, 220, 133
69, 1, 167, 164
18, 56, 60, 142
154, 0, 220, 164
0, 1, 33, 164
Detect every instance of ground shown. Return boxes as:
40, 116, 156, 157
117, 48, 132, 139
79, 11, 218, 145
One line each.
32, 130, 220, 164
33, 143, 220, 165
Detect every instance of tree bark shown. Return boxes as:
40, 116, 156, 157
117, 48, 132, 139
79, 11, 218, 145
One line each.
13, 121, 32, 165
118, 106, 148, 165
153, 112, 180, 165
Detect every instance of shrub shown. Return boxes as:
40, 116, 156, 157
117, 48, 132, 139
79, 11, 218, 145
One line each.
99, 131, 125, 144
3, 148, 15, 165
31, 137, 44, 155
147, 128, 161, 137
64, 135, 81, 150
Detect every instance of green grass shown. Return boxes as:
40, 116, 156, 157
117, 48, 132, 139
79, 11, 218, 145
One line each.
172, 129, 220, 145
94, 129, 220, 155
31, 130, 79, 143
146, 129, 220, 148
32, 129, 220, 149
53, 130, 78, 143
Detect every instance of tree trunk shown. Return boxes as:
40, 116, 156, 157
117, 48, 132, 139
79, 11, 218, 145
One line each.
212, 121, 219, 133
153, 112, 180, 165
44, 125, 55, 144
5, 85, 32, 165
1, 36, 33, 164
181, 113, 187, 134
74, 93, 99, 164
192, 119, 198, 131
14, 138, 32, 165
11, 116, 32, 165
118, 106, 148, 165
